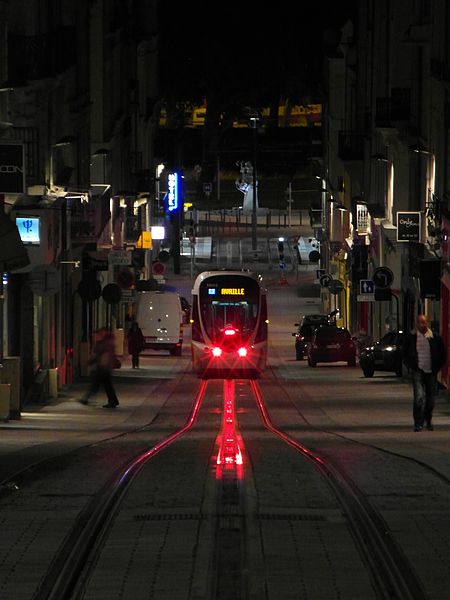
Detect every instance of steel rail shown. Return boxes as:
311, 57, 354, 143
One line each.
251, 380, 425, 600
33, 380, 208, 600
0, 369, 194, 496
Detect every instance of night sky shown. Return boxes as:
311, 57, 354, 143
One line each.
158, 1, 357, 105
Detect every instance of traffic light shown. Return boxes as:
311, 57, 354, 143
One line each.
277, 239, 285, 261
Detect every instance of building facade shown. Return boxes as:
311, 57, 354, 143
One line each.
0, 0, 160, 410
322, 0, 450, 384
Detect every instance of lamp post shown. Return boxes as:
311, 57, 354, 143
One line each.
250, 116, 259, 255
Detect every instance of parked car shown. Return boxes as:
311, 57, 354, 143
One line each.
180, 296, 191, 324
307, 325, 356, 367
359, 331, 404, 377
292, 314, 330, 360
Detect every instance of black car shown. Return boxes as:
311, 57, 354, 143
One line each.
307, 325, 356, 367
292, 314, 330, 360
359, 331, 404, 377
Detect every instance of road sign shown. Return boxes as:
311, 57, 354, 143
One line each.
329, 279, 344, 295
373, 267, 394, 289
359, 279, 374, 295
152, 261, 166, 275
319, 274, 332, 287
357, 294, 375, 302
108, 250, 132, 266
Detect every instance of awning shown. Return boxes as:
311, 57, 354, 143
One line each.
0, 210, 30, 271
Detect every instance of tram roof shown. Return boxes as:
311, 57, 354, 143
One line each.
191, 269, 266, 294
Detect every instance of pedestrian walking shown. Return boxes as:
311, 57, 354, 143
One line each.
402, 314, 446, 431
80, 328, 120, 408
127, 320, 145, 368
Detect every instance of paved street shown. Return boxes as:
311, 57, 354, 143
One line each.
1, 256, 450, 599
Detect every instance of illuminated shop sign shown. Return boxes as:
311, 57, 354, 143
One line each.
396, 211, 421, 242
167, 172, 180, 212
16, 216, 41, 244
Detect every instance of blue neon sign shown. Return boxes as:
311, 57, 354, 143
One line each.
167, 172, 180, 212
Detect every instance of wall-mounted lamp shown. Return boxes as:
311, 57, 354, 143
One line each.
53, 135, 77, 148
408, 143, 433, 156
92, 148, 110, 157
60, 260, 80, 268
0, 79, 28, 92
372, 153, 391, 163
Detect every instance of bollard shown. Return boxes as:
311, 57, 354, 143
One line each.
49, 368, 58, 400
114, 328, 124, 356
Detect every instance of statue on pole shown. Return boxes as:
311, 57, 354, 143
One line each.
235, 161, 259, 215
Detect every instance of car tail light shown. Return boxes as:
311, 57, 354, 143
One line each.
237, 347, 247, 357
212, 347, 222, 357
224, 328, 236, 336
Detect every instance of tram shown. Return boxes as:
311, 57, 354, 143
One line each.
191, 270, 268, 378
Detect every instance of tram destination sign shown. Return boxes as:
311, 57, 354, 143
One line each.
396, 211, 421, 242
208, 286, 245, 296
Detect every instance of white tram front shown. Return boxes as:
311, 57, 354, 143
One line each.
191, 270, 268, 378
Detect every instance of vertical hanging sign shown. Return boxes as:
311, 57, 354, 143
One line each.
167, 171, 181, 212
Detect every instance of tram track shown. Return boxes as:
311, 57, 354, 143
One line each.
32, 381, 208, 600
1, 371, 444, 599
29, 379, 250, 600
251, 380, 424, 600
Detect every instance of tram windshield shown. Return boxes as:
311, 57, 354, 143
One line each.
199, 276, 260, 342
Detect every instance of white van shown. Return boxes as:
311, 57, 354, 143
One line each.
135, 291, 183, 356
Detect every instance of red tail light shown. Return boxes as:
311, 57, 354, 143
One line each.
224, 328, 236, 336
237, 347, 247, 357
212, 347, 222, 357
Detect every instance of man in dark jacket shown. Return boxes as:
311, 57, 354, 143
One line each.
403, 314, 446, 431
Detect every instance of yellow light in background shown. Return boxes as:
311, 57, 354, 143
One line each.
136, 230, 152, 249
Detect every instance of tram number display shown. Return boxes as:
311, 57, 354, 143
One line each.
208, 287, 245, 296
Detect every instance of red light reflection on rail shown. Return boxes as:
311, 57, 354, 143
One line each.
216, 380, 243, 478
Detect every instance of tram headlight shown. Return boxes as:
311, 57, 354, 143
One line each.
237, 347, 248, 357
212, 347, 222, 357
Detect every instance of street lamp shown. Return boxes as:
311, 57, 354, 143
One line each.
250, 116, 259, 255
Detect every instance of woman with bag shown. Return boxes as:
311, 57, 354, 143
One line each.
127, 321, 145, 368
